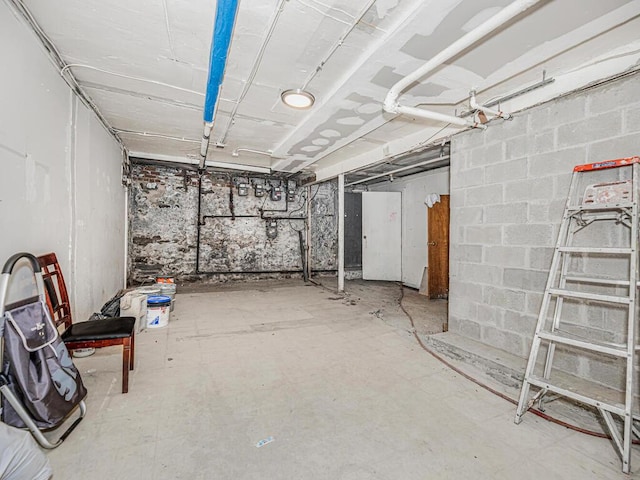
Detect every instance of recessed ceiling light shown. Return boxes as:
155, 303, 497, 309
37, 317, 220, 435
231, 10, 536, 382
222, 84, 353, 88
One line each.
281, 89, 315, 109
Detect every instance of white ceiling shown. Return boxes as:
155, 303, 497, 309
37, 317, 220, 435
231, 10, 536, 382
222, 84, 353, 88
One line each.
17, 0, 640, 179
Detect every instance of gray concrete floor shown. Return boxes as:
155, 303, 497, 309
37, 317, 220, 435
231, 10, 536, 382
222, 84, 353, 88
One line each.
47, 279, 636, 479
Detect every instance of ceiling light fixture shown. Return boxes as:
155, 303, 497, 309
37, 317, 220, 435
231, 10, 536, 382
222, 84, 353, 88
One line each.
281, 89, 315, 109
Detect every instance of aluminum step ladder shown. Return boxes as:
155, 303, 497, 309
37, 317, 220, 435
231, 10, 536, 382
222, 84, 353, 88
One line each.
515, 156, 640, 474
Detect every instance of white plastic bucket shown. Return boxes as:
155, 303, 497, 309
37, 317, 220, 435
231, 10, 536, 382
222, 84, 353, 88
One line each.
120, 292, 148, 333
146, 295, 171, 329
157, 283, 177, 312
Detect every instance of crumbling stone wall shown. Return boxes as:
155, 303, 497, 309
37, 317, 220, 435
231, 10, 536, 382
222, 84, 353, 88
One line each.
128, 162, 337, 283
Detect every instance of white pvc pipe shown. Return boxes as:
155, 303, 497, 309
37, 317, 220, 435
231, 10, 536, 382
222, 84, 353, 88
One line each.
469, 91, 512, 120
337, 174, 345, 292
396, 105, 480, 128
383, 0, 542, 120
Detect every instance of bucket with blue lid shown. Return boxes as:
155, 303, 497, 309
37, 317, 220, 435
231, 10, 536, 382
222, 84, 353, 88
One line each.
146, 295, 171, 328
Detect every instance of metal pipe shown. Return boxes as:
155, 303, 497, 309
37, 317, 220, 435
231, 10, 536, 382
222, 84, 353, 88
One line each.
232, 148, 273, 157
337, 174, 345, 292
383, 0, 542, 124
305, 186, 312, 281
200, 0, 239, 166
346, 155, 450, 187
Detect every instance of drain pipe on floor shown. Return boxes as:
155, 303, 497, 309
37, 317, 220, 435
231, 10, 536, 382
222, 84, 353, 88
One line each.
383, 0, 542, 127
199, 0, 239, 168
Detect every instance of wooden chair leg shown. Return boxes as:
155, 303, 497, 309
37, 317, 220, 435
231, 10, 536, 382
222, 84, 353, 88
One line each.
129, 334, 135, 371
122, 338, 130, 394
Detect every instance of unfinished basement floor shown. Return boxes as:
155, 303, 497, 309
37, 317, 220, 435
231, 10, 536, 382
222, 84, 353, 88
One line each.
47, 279, 638, 479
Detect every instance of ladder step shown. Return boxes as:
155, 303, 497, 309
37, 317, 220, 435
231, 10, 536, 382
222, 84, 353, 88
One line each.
563, 275, 632, 287
536, 331, 627, 357
548, 288, 631, 304
526, 375, 626, 416
557, 246, 632, 254
567, 202, 634, 212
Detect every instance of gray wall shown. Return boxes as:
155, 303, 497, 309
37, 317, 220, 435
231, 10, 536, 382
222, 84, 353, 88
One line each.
128, 162, 336, 283
449, 72, 640, 389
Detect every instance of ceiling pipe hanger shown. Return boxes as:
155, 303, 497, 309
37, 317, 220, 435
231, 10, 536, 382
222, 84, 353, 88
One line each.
199, 0, 240, 169
383, 0, 543, 129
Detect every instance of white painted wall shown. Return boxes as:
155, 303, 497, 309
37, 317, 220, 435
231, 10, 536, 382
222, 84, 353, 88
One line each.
371, 167, 450, 288
0, 4, 125, 320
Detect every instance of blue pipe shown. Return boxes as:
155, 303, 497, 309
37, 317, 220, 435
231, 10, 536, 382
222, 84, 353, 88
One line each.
203, 0, 239, 123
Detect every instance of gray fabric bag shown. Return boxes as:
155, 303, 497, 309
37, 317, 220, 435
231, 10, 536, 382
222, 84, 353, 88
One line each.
1, 300, 87, 429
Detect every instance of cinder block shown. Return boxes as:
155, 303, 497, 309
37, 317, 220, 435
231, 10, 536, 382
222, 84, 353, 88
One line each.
529, 95, 587, 132
477, 304, 504, 326
504, 224, 554, 246
528, 146, 585, 178
527, 201, 550, 223
531, 130, 556, 154
623, 104, 640, 133
456, 167, 485, 188
485, 158, 527, 184
529, 247, 554, 270
466, 184, 503, 206
465, 225, 502, 245
481, 325, 525, 357
454, 206, 483, 225
501, 311, 536, 335
504, 135, 529, 160
469, 142, 505, 168
525, 292, 544, 315
449, 146, 468, 175
587, 133, 640, 163
504, 177, 554, 202
484, 114, 528, 143
484, 246, 527, 268
588, 76, 640, 116
453, 128, 485, 151
587, 357, 625, 391
460, 263, 502, 286
451, 244, 483, 263
553, 173, 573, 199
448, 316, 482, 341
484, 286, 526, 311
484, 202, 527, 224
449, 280, 484, 303
503, 268, 548, 293
557, 111, 623, 149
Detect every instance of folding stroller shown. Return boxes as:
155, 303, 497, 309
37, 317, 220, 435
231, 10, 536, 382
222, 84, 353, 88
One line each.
0, 252, 86, 448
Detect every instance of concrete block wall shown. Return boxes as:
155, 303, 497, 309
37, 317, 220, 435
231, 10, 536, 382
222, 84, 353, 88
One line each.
449, 72, 640, 389
128, 162, 337, 283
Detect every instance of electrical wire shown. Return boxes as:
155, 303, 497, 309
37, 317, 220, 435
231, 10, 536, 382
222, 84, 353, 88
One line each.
60, 64, 205, 97
395, 284, 640, 444
161, 0, 177, 60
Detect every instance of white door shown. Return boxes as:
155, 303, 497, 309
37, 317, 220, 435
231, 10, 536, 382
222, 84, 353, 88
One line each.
362, 192, 402, 281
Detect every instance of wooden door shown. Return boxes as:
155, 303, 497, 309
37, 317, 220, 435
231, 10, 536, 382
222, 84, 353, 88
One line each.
427, 195, 450, 299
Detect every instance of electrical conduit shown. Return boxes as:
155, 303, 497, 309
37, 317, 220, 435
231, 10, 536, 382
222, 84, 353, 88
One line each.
200, 0, 240, 168
383, 0, 543, 127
